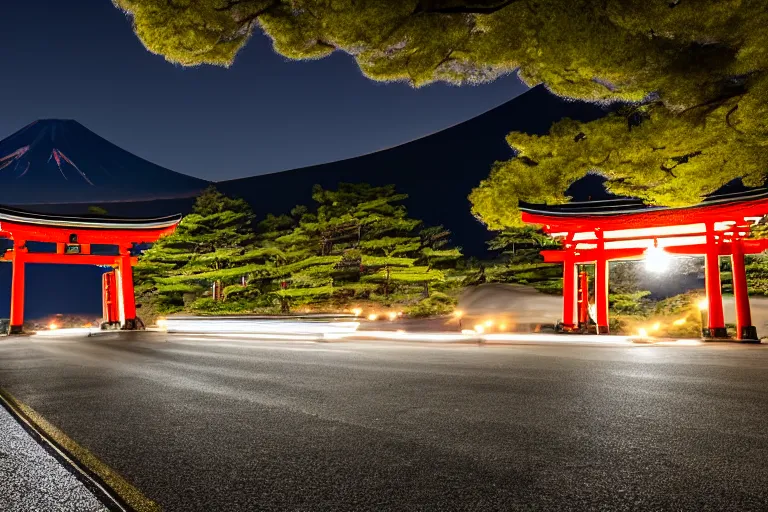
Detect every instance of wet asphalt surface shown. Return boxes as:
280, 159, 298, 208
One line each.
1, 333, 768, 511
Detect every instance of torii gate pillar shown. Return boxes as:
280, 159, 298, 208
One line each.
9, 241, 26, 335
116, 252, 139, 330
0, 206, 180, 334
731, 239, 758, 341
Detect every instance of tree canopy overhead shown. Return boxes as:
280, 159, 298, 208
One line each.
115, 1, 768, 228
115, 1, 767, 104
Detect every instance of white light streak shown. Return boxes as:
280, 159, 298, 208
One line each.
163, 318, 360, 337
572, 232, 598, 241
604, 223, 706, 239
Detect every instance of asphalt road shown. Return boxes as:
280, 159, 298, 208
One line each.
1, 334, 768, 511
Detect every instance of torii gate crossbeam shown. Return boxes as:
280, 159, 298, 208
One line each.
0, 206, 179, 334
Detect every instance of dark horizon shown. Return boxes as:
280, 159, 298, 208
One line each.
0, 0, 528, 183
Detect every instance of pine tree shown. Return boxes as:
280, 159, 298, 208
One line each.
135, 187, 265, 315
264, 183, 461, 310
480, 227, 562, 294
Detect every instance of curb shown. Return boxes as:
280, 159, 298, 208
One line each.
0, 388, 160, 512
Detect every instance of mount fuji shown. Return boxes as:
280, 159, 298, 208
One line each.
0, 119, 210, 204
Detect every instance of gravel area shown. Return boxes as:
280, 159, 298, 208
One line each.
0, 404, 106, 511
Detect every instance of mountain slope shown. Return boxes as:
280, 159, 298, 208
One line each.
0, 119, 210, 204
10, 87, 608, 254
218, 86, 607, 254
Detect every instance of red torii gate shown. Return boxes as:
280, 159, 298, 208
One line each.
0, 206, 180, 333
520, 192, 768, 341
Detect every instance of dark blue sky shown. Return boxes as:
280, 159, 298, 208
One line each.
0, 0, 528, 182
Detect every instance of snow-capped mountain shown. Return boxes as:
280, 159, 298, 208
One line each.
0, 119, 209, 204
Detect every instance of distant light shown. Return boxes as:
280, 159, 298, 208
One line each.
637, 327, 649, 338
351, 307, 363, 317
651, 322, 661, 331
644, 245, 670, 273
499, 323, 507, 331
156, 318, 168, 329
484, 320, 493, 327
367, 313, 379, 321
474, 324, 485, 334
453, 310, 464, 318
697, 299, 708, 311
48, 322, 58, 330
673, 318, 687, 326
387, 312, 398, 321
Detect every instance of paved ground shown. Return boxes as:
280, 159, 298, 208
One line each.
1, 333, 768, 510
0, 401, 106, 511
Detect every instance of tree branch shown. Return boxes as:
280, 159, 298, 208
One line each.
725, 104, 744, 133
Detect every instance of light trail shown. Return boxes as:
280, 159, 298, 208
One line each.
163, 318, 360, 337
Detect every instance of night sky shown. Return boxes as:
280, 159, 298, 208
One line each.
0, 0, 527, 320
0, 0, 527, 182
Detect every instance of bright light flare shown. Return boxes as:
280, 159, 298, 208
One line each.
387, 312, 398, 321
351, 308, 363, 317
484, 320, 493, 328
163, 318, 360, 337
637, 327, 649, 338
474, 324, 485, 334
651, 322, 661, 332
156, 318, 168, 329
453, 310, 464, 318
367, 313, 379, 321
697, 299, 708, 311
48, 323, 59, 330
673, 318, 687, 326
644, 245, 670, 273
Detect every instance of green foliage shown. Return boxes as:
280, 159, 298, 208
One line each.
137, 183, 464, 315
134, 186, 259, 314
116, 1, 768, 103
479, 227, 562, 294
746, 254, 768, 296
87, 206, 108, 216
610, 291, 651, 316
117, 2, 768, 229
470, 104, 768, 228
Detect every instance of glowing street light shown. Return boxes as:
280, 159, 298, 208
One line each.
644, 242, 670, 273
